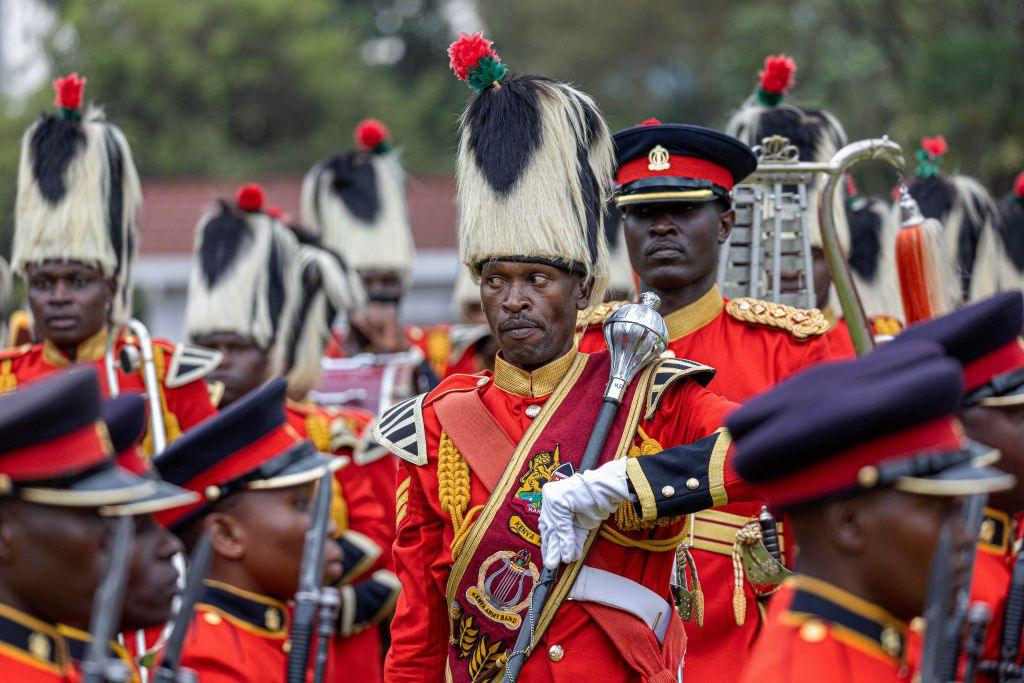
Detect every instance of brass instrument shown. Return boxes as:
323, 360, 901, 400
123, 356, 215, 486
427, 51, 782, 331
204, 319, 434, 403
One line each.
718, 135, 904, 355
104, 318, 168, 455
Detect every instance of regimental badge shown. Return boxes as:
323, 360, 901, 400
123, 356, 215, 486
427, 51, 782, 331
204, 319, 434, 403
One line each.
265, 607, 282, 631
465, 549, 539, 630
28, 632, 51, 662
647, 144, 671, 171
513, 447, 562, 514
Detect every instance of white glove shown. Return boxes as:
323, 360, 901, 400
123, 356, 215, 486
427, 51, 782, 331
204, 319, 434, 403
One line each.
538, 458, 630, 570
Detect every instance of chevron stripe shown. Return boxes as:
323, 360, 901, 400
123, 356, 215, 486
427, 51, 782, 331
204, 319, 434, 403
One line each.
373, 394, 427, 465
645, 357, 717, 420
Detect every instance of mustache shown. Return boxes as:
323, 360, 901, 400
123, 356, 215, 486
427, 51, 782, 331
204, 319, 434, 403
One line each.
645, 239, 684, 255
498, 316, 542, 332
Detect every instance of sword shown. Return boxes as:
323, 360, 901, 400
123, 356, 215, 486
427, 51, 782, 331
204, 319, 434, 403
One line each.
152, 533, 214, 683
82, 515, 135, 683
503, 291, 668, 682
286, 470, 335, 683
963, 602, 992, 683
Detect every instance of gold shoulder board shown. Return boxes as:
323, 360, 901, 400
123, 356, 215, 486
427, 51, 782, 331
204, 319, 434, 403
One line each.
725, 298, 830, 340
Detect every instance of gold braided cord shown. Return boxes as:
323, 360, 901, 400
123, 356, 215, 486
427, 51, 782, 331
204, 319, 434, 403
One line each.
598, 524, 689, 551
731, 522, 762, 627
304, 413, 332, 453
437, 431, 480, 558
451, 505, 484, 560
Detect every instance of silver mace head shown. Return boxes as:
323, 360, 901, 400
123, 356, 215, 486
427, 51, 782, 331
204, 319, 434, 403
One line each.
602, 291, 669, 403
898, 181, 925, 228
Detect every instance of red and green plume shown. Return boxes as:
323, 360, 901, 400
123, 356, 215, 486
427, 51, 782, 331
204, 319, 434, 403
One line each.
52, 73, 86, 119
236, 183, 265, 213
448, 32, 507, 92
640, 117, 661, 126
915, 135, 948, 179
1013, 171, 1024, 204
756, 54, 796, 106
354, 118, 391, 153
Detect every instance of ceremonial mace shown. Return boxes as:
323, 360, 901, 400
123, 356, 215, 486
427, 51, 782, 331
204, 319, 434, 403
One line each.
504, 292, 669, 682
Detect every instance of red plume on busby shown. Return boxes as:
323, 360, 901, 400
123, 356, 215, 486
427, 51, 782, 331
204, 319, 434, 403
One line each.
448, 32, 507, 91
641, 117, 661, 126
757, 54, 796, 106
915, 135, 948, 179
265, 204, 287, 221
1013, 171, 1024, 203
236, 183, 265, 212
354, 118, 390, 153
448, 32, 613, 305
52, 73, 86, 115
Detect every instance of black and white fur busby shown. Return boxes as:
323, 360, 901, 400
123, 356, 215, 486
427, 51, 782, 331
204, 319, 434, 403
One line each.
603, 200, 635, 300
185, 185, 301, 377
993, 179, 1024, 293
13, 74, 141, 322
448, 33, 613, 305
300, 119, 415, 277
283, 225, 366, 399
908, 173, 1001, 302
726, 58, 851, 255
846, 196, 902, 319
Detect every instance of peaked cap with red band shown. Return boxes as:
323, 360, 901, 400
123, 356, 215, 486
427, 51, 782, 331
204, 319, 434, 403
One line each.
153, 378, 341, 530
728, 340, 1013, 509
0, 368, 156, 508
886, 291, 1024, 406
613, 122, 757, 208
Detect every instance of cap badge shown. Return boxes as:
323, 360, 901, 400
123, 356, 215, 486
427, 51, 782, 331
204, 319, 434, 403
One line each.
647, 145, 670, 172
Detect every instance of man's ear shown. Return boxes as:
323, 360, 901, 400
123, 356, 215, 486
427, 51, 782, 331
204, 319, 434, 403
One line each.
718, 206, 735, 244
823, 497, 869, 556
206, 512, 246, 561
577, 276, 594, 311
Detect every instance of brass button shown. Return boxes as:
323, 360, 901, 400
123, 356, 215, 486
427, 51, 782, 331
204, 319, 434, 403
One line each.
880, 625, 902, 657
685, 477, 700, 490
282, 639, 292, 654
661, 485, 675, 498
204, 485, 221, 501
548, 644, 564, 662
28, 632, 50, 661
799, 618, 826, 643
265, 607, 282, 631
203, 611, 222, 626
476, 377, 489, 387
525, 405, 541, 419
857, 465, 879, 488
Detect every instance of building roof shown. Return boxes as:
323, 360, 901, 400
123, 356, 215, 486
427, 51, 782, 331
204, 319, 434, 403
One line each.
137, 173, 457, 255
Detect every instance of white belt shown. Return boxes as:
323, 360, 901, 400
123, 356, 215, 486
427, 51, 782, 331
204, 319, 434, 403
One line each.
567, 566, 673, 644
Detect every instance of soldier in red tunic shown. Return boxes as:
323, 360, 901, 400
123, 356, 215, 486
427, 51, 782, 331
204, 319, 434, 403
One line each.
1, 73, 218, 449
185, 184, 397, 681
0, 368, 174, 682
379, 33, 764, 681
885, 292, 1024, 679
727, 341, 1013, 682
153, 378, 344, 682
576, 118, 836, 677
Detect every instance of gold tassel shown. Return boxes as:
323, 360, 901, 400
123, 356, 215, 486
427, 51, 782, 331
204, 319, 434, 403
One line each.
304, 413, 332, 453
731, 523, 762, 627
438, 431, 478, 558
693, 581, 705, 630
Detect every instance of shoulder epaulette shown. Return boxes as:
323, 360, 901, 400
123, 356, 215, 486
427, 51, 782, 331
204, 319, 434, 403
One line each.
164, 343, 223, 388
329, 414, 360, 454
577, 300, 629, 329
725, 298, 830, 340
645, 356, 717, 421
373, 394, 428, 466
354, 422, 390, 465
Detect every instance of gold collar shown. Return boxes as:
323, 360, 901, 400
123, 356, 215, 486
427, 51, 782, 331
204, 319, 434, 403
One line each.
493, 349, 579, 398
42, 328, 108, 365
662, 286, 725, 341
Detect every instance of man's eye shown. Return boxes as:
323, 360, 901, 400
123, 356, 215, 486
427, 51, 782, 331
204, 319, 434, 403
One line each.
485, 277, 503, 287
529, 274, 549, 285
70, 278, 87, 288
30, 278, 49, 289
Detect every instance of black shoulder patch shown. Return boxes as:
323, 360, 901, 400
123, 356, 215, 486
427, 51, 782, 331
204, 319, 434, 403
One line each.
373, 394, 427, 466
645, 357, 717, 421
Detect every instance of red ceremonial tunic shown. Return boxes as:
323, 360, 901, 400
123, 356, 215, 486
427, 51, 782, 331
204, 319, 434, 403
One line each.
578, 286, 834, 680
384, 348, 753, 682
738, 578, 911, 683
0, 603, 77, 682
285, 401, 397, 682
179, 580, 294, 683
0, 330, 216, 450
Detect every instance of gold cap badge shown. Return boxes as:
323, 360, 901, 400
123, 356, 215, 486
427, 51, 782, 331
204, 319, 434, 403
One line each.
647, 145, 670, 172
